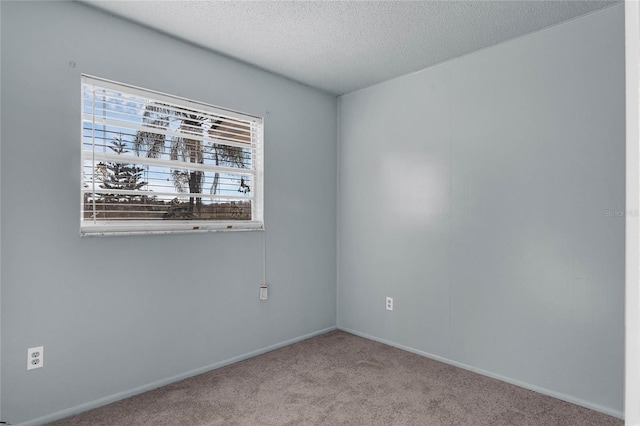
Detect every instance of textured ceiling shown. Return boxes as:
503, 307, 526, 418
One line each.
82, 1, 620, 95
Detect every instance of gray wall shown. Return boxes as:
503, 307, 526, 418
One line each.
0, 2, 336, 424
338, 4, 624, 416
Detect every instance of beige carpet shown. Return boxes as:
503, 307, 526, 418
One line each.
50, 331, 623, 425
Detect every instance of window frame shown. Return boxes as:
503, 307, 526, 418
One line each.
80, 75, 264, 236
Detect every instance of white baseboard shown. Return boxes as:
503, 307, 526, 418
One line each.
337, 326, 624, 420
17, 326, 337, 426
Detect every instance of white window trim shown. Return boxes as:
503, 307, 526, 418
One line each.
80, 75, 264, 236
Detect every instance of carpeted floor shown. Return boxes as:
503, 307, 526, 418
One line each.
50, 331, 623, 425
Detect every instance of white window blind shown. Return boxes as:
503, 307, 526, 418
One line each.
81, 75, 263, 236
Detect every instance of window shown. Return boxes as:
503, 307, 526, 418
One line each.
81, 75, 263, 236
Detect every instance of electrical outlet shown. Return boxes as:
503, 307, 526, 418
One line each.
27, 346, 44, 370
386, 297, 393, 311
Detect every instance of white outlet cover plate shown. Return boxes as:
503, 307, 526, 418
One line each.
27, 346, 44, 370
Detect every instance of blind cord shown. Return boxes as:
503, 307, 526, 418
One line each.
262, 229, 267, 285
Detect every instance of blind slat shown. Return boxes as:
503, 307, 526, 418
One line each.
85, 97, 256, 137
83, 188, 252, 200
82, 75, 262, 123
83, 115, 254, 149
82, 150, 254, 176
